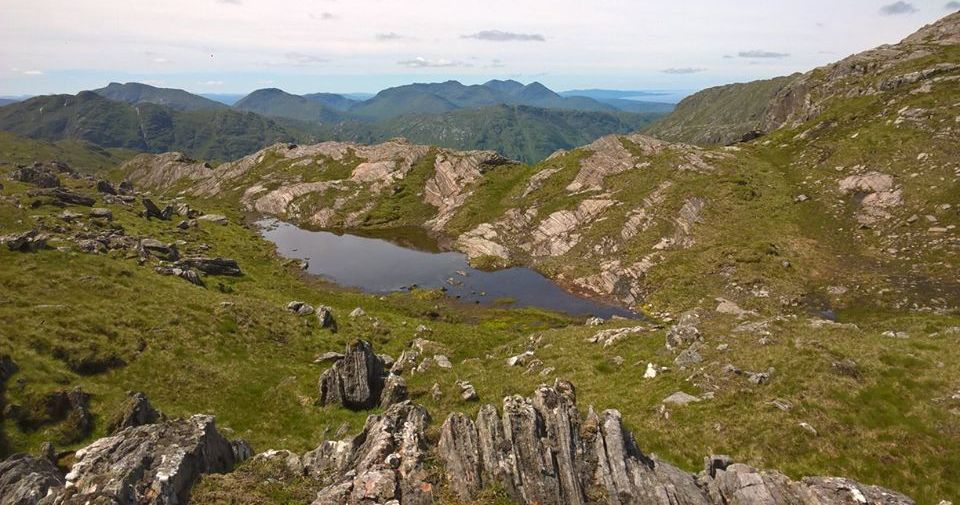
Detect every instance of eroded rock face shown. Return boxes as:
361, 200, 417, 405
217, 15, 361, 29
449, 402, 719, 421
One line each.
838, 172, 902, 225
304, 401, 434, 505
318, 340, 390, 410
0, 453, 65, 505
52, 414, 242, 505
436, 381, 916, 505
424, 151, 513, 231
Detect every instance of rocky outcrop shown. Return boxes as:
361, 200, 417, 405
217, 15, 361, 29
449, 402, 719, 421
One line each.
10, 164, 61, 188
175, 257, 241, 276
1, 230, 49, 252
122, 152, 214, 193
106, 391, 163, 434
838, 172, 902, 225
424, 150, 513, 230
0, 453, 65, 505
566, 134, 666, 192
318, 340, 405, 410
51, 415, 244, 504
435, 380, 915, 505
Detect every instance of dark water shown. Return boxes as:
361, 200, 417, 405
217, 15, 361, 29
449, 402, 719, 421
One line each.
258, 219, 636, 319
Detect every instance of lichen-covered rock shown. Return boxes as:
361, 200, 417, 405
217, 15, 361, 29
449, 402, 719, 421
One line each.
52, 414, 243, 505
318, 340, 387, 410
0, 453, 65, 505
379, 373, 409, 408
434, 381, 915, 505
305, 401, 434, 505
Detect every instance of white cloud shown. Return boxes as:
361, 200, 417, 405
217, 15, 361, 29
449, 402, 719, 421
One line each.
880, 2, 918, 15
198, 80, 224, 86
397, 56, 468, 68
461, 30, 545, 42
22, 69, 44, 75
662, 67, 706, 74
738, 50, 790, 58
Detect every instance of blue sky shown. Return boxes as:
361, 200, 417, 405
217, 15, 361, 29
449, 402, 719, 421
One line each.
2, 0, 957, 97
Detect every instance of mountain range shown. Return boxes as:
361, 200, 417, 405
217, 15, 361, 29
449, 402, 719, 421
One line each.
0, 80, 672, 162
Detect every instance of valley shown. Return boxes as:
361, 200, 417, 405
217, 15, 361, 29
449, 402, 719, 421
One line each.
0, 9, 958, 505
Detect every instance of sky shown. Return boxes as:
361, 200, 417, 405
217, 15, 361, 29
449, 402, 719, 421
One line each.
1, 0, 958, 99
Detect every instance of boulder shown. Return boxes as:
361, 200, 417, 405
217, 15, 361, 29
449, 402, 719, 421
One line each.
666, 311, 702, 349
10, 164, 61, 188
663, 391, 701, 406
28, 188, 95, 207
96, 180, 117, 195
197, 214, 228, 225
379, 373, 409, 408
55, 414, 244, 504
287, 301, 315, 316
139, 239, 179, 262
1, 230, 48, 252
88, 208, 113, 220
316, 306, 336, 329
106, 391, 163, 434
457, 380, 478, 401
318, 340, 387, 410
175, 257, 241, 276
0, 453, 65, 505
142, 198, 173, 220
506, 351, 534, 367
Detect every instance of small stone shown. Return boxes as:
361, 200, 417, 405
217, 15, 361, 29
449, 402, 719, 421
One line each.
89, 208, 113, 220
198, 214, 228, 225
286, 301, 315, 316
350, 307, 366, 318
799, 422, 818, 436
316, 306, 336, 329
434, 354, 452, 369
643, 363, 658, 379
430, 383, 442, 401
506, 351, 534, 367
456, 380, 478, 401
585, 316, 604, 326
662, 391, 700, 406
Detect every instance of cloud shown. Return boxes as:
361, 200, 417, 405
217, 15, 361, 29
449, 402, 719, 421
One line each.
879, 1, 917, 15
397, 56, 467, 68
485, 59, 506, 68
661, 67, 706, 74
216, 0, 241, 4
310, 12, 336, 20
198, 80, 223, 86
375, 32, 408, 41
738, 50, 790, 58
946, 1, 960, 8
22, 70, 44, 75
461, 30, 545, 42
285, 52, 328, 65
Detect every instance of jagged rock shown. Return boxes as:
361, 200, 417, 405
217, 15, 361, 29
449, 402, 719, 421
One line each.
318, 340, 388, 410
198, 214, 228, 226
54, 414, 243, 504
139, 238, 179, 261
437, 412, 483, 500
0, 453, 65, 505
142, 198, 173, 220
175, 257, 241, 276
106, 391, 163, 434
88, 208, 113, 220
96, 180, 116, 195
1, 230, 48, 252
304, 401, 433, 505
287, 301, 315, 316
380, 373, 409, 408
316, 306, 336, 329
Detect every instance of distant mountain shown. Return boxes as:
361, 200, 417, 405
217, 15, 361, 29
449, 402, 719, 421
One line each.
315, 104, 663, 163
347, 80, 617, 121
0, 91, 309, 160
234, 88, 346, 123
200, 93, 246, 106
93, 82, 227, 112
643, 75, 799, 145
303, 92, 359, 111
596, 98, 675, 114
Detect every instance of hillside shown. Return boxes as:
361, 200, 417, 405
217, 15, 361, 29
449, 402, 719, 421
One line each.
234, 88, 346, 123
105, 12, 960, 501
643, 75, 798, 145
93, 82, 228, 112
0, 92, 311, 160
